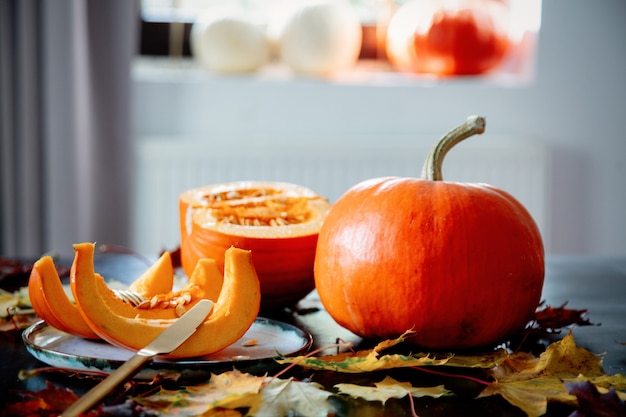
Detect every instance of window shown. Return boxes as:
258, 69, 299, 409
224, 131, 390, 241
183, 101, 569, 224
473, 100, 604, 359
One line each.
138, 0, 541, 82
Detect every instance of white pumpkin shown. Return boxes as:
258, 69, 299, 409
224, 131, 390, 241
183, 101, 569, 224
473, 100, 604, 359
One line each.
191, 11, 270, 74
272, 0, 362, 76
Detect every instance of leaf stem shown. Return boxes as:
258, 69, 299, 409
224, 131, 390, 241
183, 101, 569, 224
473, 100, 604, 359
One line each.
406, 391, 420, 417
411, 366, 491, 386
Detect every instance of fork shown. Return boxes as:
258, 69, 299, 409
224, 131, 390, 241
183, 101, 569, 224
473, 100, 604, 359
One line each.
112, 289, 146, 307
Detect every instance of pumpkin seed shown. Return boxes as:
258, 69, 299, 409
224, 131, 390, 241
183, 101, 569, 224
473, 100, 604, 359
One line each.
175, 303, 187, 317
199, 187, 319, 227
241, 338, 259, 347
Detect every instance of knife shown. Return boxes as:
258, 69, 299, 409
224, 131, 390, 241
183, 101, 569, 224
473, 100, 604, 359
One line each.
61, 299, 214, 417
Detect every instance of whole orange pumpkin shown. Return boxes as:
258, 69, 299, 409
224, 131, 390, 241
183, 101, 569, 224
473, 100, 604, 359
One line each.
314, 116, 544, 350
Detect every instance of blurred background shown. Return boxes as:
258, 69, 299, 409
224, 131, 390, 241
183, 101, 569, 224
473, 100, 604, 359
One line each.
1, 0, 625, 259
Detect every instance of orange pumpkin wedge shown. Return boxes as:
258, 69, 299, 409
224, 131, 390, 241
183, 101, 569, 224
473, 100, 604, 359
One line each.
70, 242, 261, 358
179, 181, 331, 310
28, 262, 65, 331
126, 251, 174, 298
28, 256, 99, 339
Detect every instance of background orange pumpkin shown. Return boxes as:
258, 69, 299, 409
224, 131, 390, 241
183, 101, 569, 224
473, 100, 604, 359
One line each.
386, 0, 511, 76
314, 116, 544, 350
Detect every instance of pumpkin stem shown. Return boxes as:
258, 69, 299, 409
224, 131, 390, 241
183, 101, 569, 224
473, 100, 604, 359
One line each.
421, 115, 486, 181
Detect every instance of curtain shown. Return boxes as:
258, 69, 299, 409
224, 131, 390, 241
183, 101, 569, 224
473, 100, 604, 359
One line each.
0, 0, 138, 259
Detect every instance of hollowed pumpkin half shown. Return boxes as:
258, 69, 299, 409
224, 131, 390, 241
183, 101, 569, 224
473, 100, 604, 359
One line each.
70, 242, 261, 358
28, 256, 99, 339
179, 181, 331, 310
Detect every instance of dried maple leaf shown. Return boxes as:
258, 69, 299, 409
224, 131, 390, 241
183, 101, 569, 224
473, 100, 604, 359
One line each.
530, 303, 595, 332
443, 349, 510, 369
136, 370, 265, 416
247, 377, 333, 417
478, 332, 626, 417
135, 370, 335, 417
335, 375, 450, 403
277, 331, 450, 372
0, 286, 36, 331
492, 331, 604, 382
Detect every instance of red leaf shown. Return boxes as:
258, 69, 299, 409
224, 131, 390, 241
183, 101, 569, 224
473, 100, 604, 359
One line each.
531, 303, 595, 332
1, 382, 78, 417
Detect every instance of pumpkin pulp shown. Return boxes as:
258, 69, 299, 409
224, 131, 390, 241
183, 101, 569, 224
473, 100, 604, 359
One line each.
70, 242, 261, 357
314, 116, 545, 350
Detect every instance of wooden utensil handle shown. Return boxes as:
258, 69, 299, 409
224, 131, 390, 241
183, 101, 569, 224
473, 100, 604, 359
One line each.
60, 353, 152, 417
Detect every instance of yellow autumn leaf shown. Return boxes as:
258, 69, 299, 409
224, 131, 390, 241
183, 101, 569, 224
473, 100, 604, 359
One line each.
277, 330, 450, 372
246, 377, 334, 417
479, 377, 575, 417
576, 374, 626, 392
135, 370, 265, 416
478, 332, 626, 417
445, 349, 510, 369
491, 331, 603, 382
335, 376, 451, 404
0, 289, 19, 318
202, 371, 267, 410
135, 370, 335, 417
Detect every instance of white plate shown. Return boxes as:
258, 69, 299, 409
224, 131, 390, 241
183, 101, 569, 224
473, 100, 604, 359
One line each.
23, 317, 312, 380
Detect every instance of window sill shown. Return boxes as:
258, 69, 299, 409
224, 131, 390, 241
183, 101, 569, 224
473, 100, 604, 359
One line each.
132, 54, 535, 88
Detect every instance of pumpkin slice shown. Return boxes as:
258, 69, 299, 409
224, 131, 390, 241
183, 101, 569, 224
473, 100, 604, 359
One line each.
71, 242, 261, 358
126, 251, 174, 298
28, 256, 99, 339
28, 262, 65, 331
179, 181, 331, 310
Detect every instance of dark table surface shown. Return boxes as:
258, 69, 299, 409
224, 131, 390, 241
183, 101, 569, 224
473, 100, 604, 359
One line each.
1, 254, 625, 416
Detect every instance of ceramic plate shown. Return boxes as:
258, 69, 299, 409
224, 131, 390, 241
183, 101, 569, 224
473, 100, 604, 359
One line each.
23, 317, 312, 380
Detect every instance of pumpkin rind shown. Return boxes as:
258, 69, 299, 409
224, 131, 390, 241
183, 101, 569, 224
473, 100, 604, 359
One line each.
70, 242, 261, 358
179, 181, 331, 310
314, 116, 545, 350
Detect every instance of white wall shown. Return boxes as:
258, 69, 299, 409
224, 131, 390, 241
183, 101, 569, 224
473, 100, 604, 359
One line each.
133, 0, 626, 255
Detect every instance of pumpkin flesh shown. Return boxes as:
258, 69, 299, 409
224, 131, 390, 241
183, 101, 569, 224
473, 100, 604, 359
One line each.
126, 251, 174, 298
71, 242, 261, 357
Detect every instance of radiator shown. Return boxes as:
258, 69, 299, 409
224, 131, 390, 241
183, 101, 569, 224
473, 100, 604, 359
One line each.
132, 135, 550, 255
